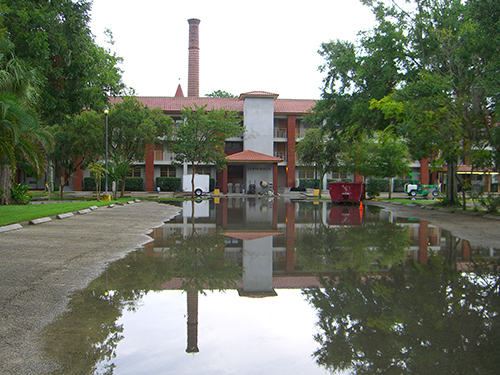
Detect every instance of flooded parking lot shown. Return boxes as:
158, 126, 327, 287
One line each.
39, 198, 499, 374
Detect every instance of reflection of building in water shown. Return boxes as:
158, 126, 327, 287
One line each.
143, 198, 498, 354
146, 199, 498, 276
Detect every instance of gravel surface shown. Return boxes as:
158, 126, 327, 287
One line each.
0, 201, 180, 375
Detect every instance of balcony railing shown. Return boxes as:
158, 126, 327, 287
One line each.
274, 128, 287, 138
274, 151, 287, 161
154, 151, 176, 161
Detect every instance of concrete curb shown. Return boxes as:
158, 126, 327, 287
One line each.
0, 223, 23, 233
29, 217, 52, 225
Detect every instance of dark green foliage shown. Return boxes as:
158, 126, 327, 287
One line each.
1, 0, 125, 124
155, 177, 181, 192
10, 183, 31, 205
366, 179, 382, 199
298, 179, 320, 189
303, 257, 500, 374
123, 178, 143, 192
83, 177, 143, 192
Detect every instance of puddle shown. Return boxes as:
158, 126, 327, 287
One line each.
40, 198, 499, 374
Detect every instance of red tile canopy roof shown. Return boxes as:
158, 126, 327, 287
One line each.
226, 150, 284, 163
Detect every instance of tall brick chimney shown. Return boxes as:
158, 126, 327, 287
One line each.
187, 18, 200, 97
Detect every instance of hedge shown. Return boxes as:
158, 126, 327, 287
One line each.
83, 177, 144, 191
366, 179, 410, 192
298, 179, 320, 189
155, 177, 216, 192
156, 177, 181, 192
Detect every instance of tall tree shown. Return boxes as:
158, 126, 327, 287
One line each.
171, 104, 242, 198
296, 128, 342, 197
0, 33, 52, 204
49, 110, 103, 198
342, 129, 411, 198
1, 0, 125, 124
315, 0, 500, 206
107, 97, 173, 197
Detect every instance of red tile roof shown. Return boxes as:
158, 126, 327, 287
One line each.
226, 150, 284, 163
113, 96, 316, 115
223, 230, 283, 241
174, 84, 184, 97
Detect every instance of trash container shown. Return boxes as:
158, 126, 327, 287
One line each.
227, 183, 233, 193
329, 182, 365, 203
235, 183, 241, 194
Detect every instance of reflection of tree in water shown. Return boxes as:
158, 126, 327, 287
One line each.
296, 221, 411, 272
40, 226, 242, 373
304, 256, 500, 374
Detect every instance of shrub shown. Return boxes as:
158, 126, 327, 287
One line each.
123, 178, 144, 191
366, 179, 381, 199
156, 177, 181, 192
477, 192, 500, 214
11, 183, 32, 205
298, 179, 320, 189
83, 177, 144, 191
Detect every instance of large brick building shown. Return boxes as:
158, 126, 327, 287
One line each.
69, 18, 434, 194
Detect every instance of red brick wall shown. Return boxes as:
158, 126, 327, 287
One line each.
145, 145, 155, 191
420, 158, 429, 185
286, 115, 296, 187
73, 163, 83, 191
188, 19, 200, 97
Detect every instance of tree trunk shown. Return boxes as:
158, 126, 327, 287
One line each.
58, 172, 65, 200
191, 165, 196, 199
120, 176, 126, 198
388, 177, 394, 200
0, 165, 12, 205
446, 158, 459, 206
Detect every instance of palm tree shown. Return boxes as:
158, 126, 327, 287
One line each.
0, 33, 52, 204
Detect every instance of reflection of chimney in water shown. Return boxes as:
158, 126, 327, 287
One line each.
187, 18, 200, 98
186, 288, 199, 353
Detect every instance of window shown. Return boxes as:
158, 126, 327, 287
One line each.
195, 166, 211, 175
298, 168, 315, 179
127, 166, 141, 178
331, 170, 348, 180
225, 142, 243, 151
160, 166, 177, 178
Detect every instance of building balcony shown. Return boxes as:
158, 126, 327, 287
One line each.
274, 151, 287, 161
274, 128, 287, 139
155, 151, 176, 162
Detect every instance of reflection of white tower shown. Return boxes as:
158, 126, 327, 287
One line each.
242, 236, 274, 294
223, 231, 282, 297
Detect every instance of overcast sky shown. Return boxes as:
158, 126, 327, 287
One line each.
90, 0, 376, 100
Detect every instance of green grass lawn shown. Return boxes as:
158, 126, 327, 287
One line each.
0, 199, 131, 227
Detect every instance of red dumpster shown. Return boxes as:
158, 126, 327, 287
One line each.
329, 182, 365, 203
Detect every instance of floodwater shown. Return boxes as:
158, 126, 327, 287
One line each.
40, 198, 500, 375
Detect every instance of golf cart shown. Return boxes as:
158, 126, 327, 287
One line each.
404, 173, 440, 198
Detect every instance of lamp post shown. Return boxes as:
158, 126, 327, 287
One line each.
104, 105, 109, 194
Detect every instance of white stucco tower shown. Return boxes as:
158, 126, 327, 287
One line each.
240, 92, 278, 156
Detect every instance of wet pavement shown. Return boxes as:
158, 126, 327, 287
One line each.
0, 201, 180, 375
